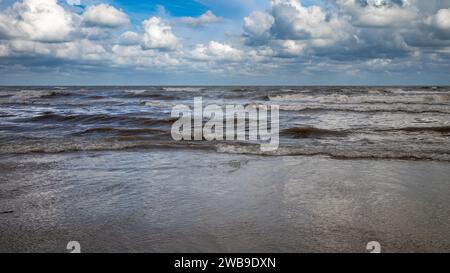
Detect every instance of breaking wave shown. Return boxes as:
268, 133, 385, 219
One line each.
215, 143, 450, 161
278, 105, 450, 114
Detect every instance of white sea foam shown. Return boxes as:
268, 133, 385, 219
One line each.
269, 93, 450, 105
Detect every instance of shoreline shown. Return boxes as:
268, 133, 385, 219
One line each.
1, 149, 449, 253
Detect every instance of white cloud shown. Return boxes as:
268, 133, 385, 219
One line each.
191, 41, 242, 61
272, 39, 306, 56
367, 58, 392, 67
427, 9, 450, 31
7, 39, 51, 55
0, 44, 10, 57
80, 26, 113, 40
179, 10, 220, 26
0, 37, 109, 62
1, 0, 450, 81
119, 31, 141, 45
54, 39, 108, 61
270, 0, 349, 42
244, 11, 274, 42
338, 0, 417, 27
0, 0, 77, 42
83, 4, 129, 28
243, 0, 351, 55
111, 44, 181, 67
142, 17, 178, 50
424, 8, 450, 40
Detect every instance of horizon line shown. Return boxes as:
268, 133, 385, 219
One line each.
1, 84, 449, 87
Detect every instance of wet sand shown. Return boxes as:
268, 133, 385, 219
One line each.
0, 150, 449, 253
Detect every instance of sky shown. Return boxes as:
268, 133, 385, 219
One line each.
0, 0, 450, 85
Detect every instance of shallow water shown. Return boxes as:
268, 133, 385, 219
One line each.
0, 150, 449, 252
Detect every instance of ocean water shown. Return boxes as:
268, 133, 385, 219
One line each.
0, 86, 449, 159
0, 86, 449, 252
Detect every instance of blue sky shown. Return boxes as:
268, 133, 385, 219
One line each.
0, 0, 450, 85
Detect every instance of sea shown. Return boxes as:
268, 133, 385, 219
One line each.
0, 86, 449, 252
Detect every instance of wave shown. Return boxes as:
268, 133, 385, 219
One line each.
123, 90, 179, 100
74, 127, 169, 136
27, 113, 177, 126
10, 90, 72, 100
0, 91, 73, 105
282, 125, 450, 139
379, 126, 450, 134
0, 138, 214, 155
269, 93, 450, 104
386, 87, 450, 94
215, 143, 450, 161
2, 136, 450, 161
0, 111, 15, 118
231, 88, 257, 92
141, 101, 175, 107
282, 127, 347, 138
278, 105, 450, 114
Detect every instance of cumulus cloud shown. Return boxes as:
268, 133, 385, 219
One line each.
271, 40, 306, 56
191, 41, 242, 61
53, 39, 108, 61
1, 0, 450, 83
0, 44, 9, 57
111, 44, 181, 68
119, 31, 141, 45
243, 11, 274, 44
337, 0, 417, 27
243, 0, 351, 55
0, 38, 109, 64
142, 17, 178, 50
426, 9, 450, 39
179, 10, 220, 26
428, 9, 450, 30
83, 4, 129, 28
241, 0, 449, 64
366, 58, 392, 68
270, 0, 350, 42
0, 0, 77, 42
